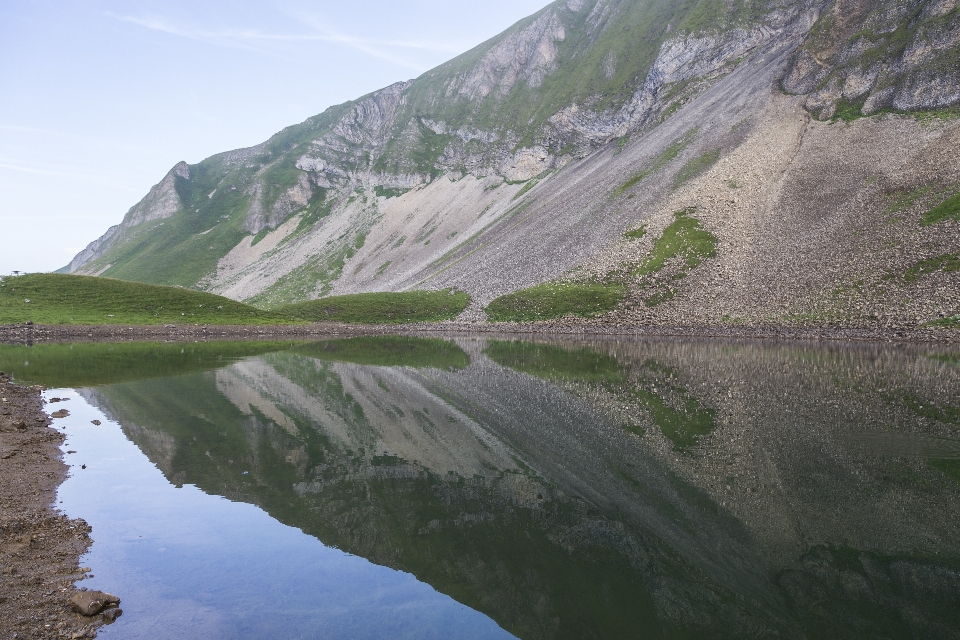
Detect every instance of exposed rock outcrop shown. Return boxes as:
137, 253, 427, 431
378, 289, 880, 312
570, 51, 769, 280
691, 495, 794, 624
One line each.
782, 0, 960, 118
69, 161, 188, 273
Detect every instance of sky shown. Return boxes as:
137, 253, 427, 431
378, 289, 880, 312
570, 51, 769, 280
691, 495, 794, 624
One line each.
0, 0, 551, 275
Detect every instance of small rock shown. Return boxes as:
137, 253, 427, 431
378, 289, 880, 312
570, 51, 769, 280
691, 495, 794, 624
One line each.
81, 464, 87, 469
51, 409, 70, 418
69, 590, 120, 616
91, 420, 101, 426
102, 608, 122, 623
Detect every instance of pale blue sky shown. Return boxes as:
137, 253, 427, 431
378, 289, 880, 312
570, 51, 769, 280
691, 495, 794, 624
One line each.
0, 0, 550, 274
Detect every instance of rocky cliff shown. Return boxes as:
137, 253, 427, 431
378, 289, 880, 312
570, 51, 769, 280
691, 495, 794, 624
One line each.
66, 0, 960, 328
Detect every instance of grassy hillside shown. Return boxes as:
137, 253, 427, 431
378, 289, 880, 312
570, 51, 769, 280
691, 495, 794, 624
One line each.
0, 274, 296, 325
277, 290, 470, 324
68, 0, 792, 296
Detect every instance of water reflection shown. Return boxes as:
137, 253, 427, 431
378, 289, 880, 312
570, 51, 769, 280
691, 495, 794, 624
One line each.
3, 336, 960, 638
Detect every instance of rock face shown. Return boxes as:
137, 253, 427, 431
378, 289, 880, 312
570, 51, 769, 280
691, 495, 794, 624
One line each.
782, 0, 960, 118
65, 0, 960, 326
65, 161, 188, 273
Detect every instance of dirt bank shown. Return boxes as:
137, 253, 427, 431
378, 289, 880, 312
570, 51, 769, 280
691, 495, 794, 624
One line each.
0, 374, 108, 639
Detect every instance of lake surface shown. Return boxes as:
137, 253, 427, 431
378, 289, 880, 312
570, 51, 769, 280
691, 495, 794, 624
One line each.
1, 336, 959, 639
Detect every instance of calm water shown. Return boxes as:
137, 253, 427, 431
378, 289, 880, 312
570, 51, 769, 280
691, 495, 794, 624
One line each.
1, 336, 959, 639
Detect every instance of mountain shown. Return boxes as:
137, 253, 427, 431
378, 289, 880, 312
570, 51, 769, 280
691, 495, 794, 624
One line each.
65, 0, 960, 328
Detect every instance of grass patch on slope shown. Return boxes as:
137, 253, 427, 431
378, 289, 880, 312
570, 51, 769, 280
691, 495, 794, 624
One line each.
633, 208, 718, 306
635, 209, 718, 277
613, 129, 698, 198
276, 289, 470, 324
0, 341, 299, 388
484, 282, 626, 322
904, 253, 960, 282
921, 192, 960, 226
0, 274, 296, 325
672, 147, 721, 187
293, 336, 469, 370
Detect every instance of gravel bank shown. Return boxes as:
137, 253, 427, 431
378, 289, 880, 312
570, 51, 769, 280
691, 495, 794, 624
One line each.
0, 374, 107, 639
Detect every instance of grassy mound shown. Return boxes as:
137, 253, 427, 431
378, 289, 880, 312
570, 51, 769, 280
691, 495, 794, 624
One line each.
0, 273, 295, 325
484, 282, 625, 322
276, 289, 470, 324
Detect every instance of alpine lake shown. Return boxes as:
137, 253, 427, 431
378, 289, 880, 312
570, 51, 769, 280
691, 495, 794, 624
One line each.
1, 335, 958, 639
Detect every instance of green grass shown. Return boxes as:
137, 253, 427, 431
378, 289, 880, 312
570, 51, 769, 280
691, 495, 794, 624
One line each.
921, 192, 960, 226
292, 336, 469, 370
635, 208, 718, 277
623, 224, 647, 240
672, 147, 721, 187
0, 341, 299, 388
511, 177, 541, 200
832, 99, 866, 122
484, 282, 626, 322
633, 361, 717, 450
275, 289, 470, 324
925, 316, 960, 328
247, 228, 370, 308
884, 186, 932, 214
0, 273, 296, 325
632, 209, 718, 306
633, 388, 715, 449
484, 340, 625, 384
250, 228, 270, 247
613, 129, 698, 197
904, 253, 960, 282
898, 392, 960, 425
929, 459, 960, 485
373, 186, 412, 199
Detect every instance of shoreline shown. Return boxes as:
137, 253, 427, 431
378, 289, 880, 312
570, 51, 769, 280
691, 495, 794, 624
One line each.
0, 374, 108, 639
0, 321, 957, 345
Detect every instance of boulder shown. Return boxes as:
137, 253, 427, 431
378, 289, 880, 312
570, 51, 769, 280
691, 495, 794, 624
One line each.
69, 590, 120, 616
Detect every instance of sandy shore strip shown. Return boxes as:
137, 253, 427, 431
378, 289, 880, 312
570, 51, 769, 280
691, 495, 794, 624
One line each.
0, 374, 111, 639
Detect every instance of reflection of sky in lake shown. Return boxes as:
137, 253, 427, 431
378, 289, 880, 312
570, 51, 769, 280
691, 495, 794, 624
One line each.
52, 388, 514, 640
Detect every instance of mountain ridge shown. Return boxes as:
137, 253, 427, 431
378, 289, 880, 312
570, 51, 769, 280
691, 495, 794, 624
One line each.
64, 0, 960, 329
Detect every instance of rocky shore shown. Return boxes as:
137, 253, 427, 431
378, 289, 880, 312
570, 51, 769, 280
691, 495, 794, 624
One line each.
0, 374, 116, 639
0, 320, 957, 345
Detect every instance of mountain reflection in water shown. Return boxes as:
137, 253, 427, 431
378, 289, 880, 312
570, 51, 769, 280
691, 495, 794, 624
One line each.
4, 336, 959, 639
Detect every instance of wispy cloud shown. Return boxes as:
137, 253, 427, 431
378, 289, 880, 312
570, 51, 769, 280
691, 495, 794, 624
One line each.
109, 12, 463, 72
0, 124, 148, 154
0, 159, 140, 192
